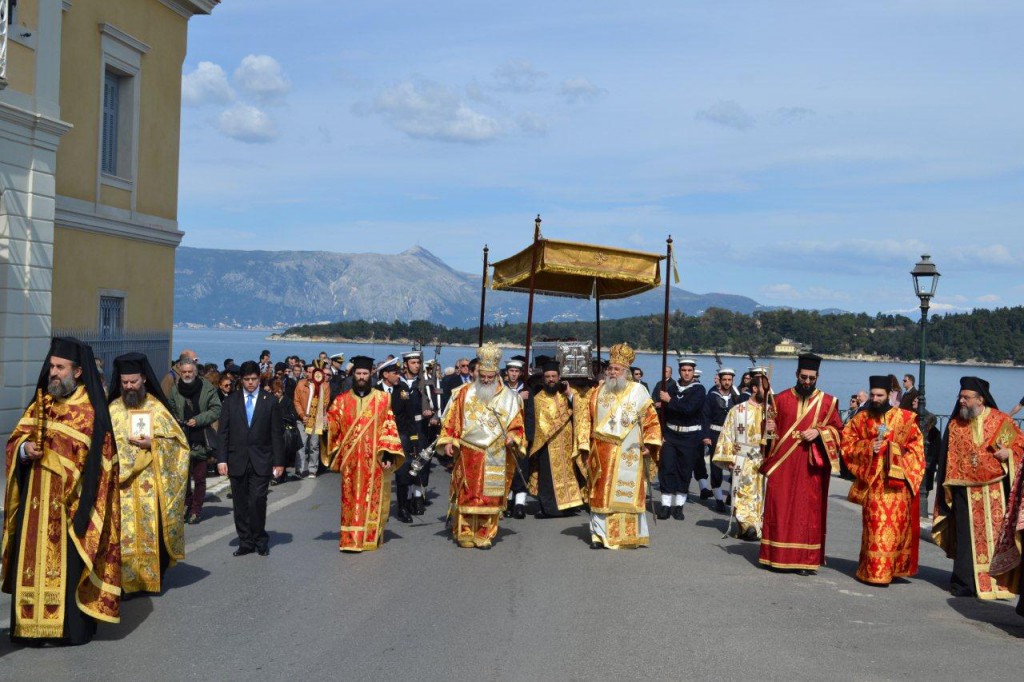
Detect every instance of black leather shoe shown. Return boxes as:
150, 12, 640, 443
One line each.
656, 506, 671, 520
503, 503, 513, 518
724, 494, 732, 507
257, 547, 270, 557
671, 506, 685, 521
233, 548, 253, 557
412, 497, 425, 515
715, 499, 727, 513
795, 569, 815, 576
741, 528, 759, 541
397, 507, 413, 524
512, 504, 526, 519
590, 541, 603, 550
699, 489, 713, 500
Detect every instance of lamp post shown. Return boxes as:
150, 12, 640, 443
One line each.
911, 254, 939, 513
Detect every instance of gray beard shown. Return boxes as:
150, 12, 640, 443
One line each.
474, 380, 497, 403
604, 375, 629, 394
123, 387, 146, 408
959, 405, 982, 421
47, 375, 78, 399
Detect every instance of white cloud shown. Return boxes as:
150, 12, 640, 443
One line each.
760, 283, 850, 302
217, 104, 278, 143
560, 77, 606, 103
696, 100, 754, 131
516, 112, 548, 135
977, 294, 1000, 303
182, 62, 234, 107
493, 59, 546, 92
233, 54, 291, 104
952, 244, 1016, 268
364, 80, 502, 144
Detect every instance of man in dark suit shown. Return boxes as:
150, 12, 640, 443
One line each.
217, 360, 285, 557
440, 357, 473, 412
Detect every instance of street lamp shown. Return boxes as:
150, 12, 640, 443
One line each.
911, 254, 939, 512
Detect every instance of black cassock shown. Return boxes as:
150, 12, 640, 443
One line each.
524, 391, 585, 517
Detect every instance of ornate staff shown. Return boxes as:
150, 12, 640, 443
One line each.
34, 388, 46, 451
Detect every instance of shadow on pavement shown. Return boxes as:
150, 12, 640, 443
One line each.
945, 596, 1024, 638
694, 518, 729, 535
162, 562, 212, 592
719, 540, 761, 567
560, 524, 591, 546
194, 506, 232, 520
314, 531, 336, 541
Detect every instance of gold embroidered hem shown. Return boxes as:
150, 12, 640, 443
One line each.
590, 512, 649, 549
452, 511, 500, 547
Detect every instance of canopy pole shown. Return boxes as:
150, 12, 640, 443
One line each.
478, 244, 489, 347
661, 236, 673, 402
523, 215, 542, 367
595, 290, 601, 364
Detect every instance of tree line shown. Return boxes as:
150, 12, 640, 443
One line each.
283, 305, 1024, 365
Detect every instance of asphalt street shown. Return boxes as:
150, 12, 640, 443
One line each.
1, 471, 1021, 681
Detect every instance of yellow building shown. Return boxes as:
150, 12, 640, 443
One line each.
0, 0, 217, 434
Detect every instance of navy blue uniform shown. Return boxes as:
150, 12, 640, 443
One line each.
658, 380, 706, 495
701, 388, 748, 490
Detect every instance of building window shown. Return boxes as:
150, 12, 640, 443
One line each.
99, 295, 124, 338
101, 71, 121, 175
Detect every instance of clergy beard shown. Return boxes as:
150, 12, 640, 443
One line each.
604, 375, 628, 394
959, 404, 983, 421
795, 382, 816, 398
123, 386, 147, 408
352, 377, 371, 396
474, 379, 498, 403
47, 375, 78, 399
542, 383, 560, 395
866, 400, 889, 418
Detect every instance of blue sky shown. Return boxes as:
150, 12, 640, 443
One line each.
178, 1, 1024, 315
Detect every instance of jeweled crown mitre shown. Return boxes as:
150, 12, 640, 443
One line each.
608, 342, 636, 368
476, 343, 503, 372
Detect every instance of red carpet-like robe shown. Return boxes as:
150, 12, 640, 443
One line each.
759, 387, 843, 570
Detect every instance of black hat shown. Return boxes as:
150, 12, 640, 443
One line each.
36, 337, 112, 536
868, 375, 889, 391
533, 354, 552, 368
959, 376, 998, 410
109, 352, 172, 414
541, 360, 561, 373
797, 353, 822, 372
351, 356, 374, 372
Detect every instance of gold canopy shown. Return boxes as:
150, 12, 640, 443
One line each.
490, 239, 663, 300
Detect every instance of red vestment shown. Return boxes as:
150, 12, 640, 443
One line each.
323, 389, 404, 552
841, 407, 925, 584
759, 388, 843, 570
933, 408, 1023, 598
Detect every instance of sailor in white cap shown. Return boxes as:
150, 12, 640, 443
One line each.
702, 367, 747, 512
656, 357, 706, 520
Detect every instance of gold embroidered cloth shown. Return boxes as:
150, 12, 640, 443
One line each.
712, 400, 766, 536
2, 386, 121, 638
436, 383, 525, 547
110, 395, 189, 593
527, 390, 588, 510
841, 407, 925, 584
324, 390, 404, 552
933, 408, 1023, 599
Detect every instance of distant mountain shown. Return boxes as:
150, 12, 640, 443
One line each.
173, 246, 765, 328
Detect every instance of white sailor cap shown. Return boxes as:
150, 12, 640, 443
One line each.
402, 351, 422, 361
717, 367, 736, 376
748, 366, 769, 376
376, 357, 400, 373
694, 369, 703, 378
678, 357, 698, 367
505, 359, 524, 369
330, 352, 344, 362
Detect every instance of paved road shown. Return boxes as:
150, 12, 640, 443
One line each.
1, 472, 1021, 681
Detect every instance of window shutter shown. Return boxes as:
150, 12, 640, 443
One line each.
102, 72, 119, 175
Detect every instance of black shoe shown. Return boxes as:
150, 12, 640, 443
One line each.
699, 489, 713, 500
233, 548, 254, 557
503, 503, 513, 518
590, 541, 603, 550
794, 569, 816, 576
397, 506, 413, 524
724, 494, 732, 506
950, 583, 976, 597
672, 506, 685, 521
188, 514, 201, 525
412, 497, 425, 515
741, 528, 759, 542
715, 499, 727, 513
656, 506, 671, 520
512, 504, 526, 519
257, 547, 270, 557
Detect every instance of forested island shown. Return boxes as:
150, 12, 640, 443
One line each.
279, 306, 1024, 366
